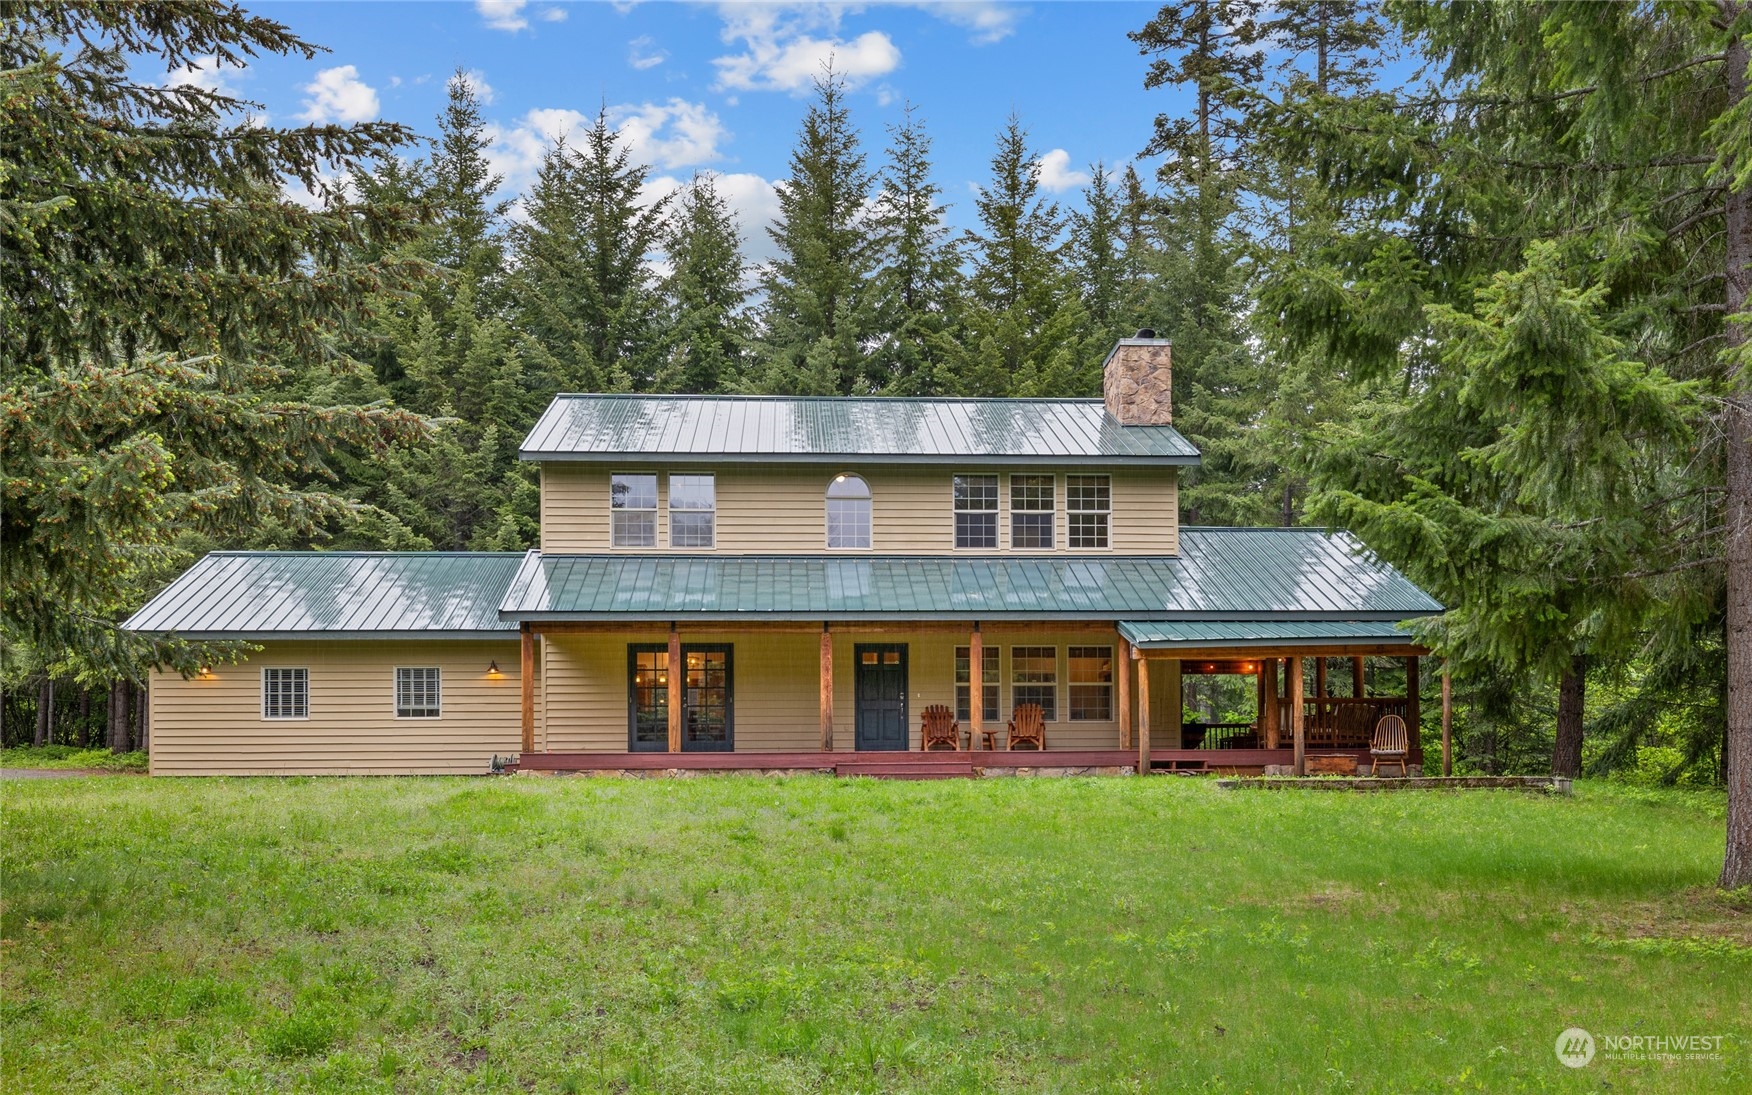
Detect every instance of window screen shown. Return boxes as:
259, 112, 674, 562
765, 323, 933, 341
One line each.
1067, 474, 1111, 549
669, 474, 716, 548
611, 473, 658, 547
1069, 646, 1113, 721
1011, 474, 1054, 549
953, 474, 998, 549
395, 667, 441, 718
1010, 646, 1057, 721
262, 668, 308, 719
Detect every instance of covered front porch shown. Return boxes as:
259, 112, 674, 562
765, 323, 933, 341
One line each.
511, 617, 1433, 777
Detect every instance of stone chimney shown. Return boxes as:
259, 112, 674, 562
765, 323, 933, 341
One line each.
1102, 330, 1173, 425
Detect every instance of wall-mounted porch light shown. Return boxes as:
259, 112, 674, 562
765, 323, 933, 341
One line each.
487, 659, 504, 678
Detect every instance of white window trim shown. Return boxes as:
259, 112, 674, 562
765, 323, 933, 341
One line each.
1066, 473, 1114, 552
952, 471, 1000, 551
1067, 645, 1115, 722
261, 667, 309, 721
609, 471, 660, 550
393, 666, 443, 719
1009, 472, 1057, 552
825, 472, 873, 551
1009, 645, 1060, 723
667, 472, 717, 550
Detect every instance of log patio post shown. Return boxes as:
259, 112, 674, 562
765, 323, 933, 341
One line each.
1441, 667, 1453, 777
819, 623, 834, 751
519, 623, 535, 754
1263, 658, 1280, 749
1289, 657, 1305, 776
970, 623, 984, 750
1116, 635, 1132, 751
1135, 649, 1151, 775
1407, 655, 1423, 768
1352, 655, 1366, 698
667, 624, 682, 753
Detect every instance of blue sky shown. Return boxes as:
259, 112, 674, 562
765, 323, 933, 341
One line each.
180, 2, 1192, 264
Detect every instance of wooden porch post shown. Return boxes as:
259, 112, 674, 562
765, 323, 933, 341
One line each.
970, 623, 984, 750
519, 623, 535, 754
819, 623, 834, 751
1315, 657, 1327, 699
1288, 656, 1305, 776
1407, 655, 1423, 768
1441, 668, 1453, 777
667, 624, 682, 753
1263, 658, 1280, 749
1352, 655, 1366, 698
1135, 649, 1151, 775
1116, 635, 1133, 750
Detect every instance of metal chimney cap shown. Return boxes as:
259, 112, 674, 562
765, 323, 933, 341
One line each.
1134, 328, 1156, 339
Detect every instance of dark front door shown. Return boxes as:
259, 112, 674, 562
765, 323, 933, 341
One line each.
627, 643, 733, 752
855, 644, 908, 751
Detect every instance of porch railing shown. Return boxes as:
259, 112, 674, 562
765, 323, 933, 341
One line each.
1263, 697, 1410, 748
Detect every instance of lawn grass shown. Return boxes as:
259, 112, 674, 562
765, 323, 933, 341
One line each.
2, 775, 1747, 1093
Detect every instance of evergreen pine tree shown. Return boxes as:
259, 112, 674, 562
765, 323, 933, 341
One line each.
868, 103, 964, 395
655, 173, 752, 394
753, 68, 880, 395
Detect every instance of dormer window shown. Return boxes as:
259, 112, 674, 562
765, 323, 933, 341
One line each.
953, 474, 998, 549
826, 474, 872, 549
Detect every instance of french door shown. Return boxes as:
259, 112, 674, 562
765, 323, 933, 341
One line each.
627, 644, 734, 752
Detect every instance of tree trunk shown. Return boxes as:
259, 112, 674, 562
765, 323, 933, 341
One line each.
77, 688, 90, 749
1552, 656, 1586, 779
1721, 13, 1752, 891
107, 680, 130, 754
134, 681, 149, 753
33, 678, 54, 747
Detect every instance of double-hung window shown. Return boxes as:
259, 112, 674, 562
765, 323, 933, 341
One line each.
955, 645, 1000, 723
611, 473, 658, 547
1010, 646, 1057, 721
953, 474, 998, 548
1011, 474, 1055, 549
262, 668, 308, 719
1067, 474, 1111, 549
1068, 647, 1114, 721
669, 474, 716, 548
395, 667, 441, 718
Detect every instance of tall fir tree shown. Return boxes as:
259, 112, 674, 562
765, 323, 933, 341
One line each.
962, 114, 1082, 396
655, 173, 752, 394
868, 103, 964, 395
753, 68, 880, 395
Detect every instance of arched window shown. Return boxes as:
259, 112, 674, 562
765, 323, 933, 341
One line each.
826, 474, 872, 549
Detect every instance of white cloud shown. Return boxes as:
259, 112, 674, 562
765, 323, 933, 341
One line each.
649, 170, 784, 271
628, 35, 667, 70
165, 53, 246, 95
477, 0, 530, 32
539, 6, 568, 21
484, 99, 727, 198
1036, 148, 1091, 192
911, 1, 1020, 45
712, 5, 901, 93
611, 99, 728, 170
298, 65, 379, 124
451, 68, 496, 105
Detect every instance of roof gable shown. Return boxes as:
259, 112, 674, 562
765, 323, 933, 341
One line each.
520, 394, 1200, 464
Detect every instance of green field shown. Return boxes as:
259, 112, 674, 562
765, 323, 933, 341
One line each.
2, 775, 1747, 1093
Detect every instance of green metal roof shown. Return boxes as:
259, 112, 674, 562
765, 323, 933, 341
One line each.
520, 394, 1201, 465
123, 552, 524, 638
499, 529, 1442, 621
1117, 620, 1420, 649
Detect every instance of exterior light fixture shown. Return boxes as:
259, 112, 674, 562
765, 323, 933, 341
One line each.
196, 666, 215, 680
487, 660, 503, 677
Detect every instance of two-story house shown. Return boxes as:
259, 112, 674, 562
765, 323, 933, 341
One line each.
126, 336, 1443, 776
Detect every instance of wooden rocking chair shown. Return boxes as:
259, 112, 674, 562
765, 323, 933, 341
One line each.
920, 704, 961, 751
1007, 703, 1046, 750
1369, 714, 1409, 777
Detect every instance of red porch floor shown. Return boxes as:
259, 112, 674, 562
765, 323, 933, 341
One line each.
515, 748, 1378, 777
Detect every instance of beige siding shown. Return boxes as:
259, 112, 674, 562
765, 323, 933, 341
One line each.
149, 639, 523, 775
539, 626, 1135, 753
540, 463, 1178, 556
